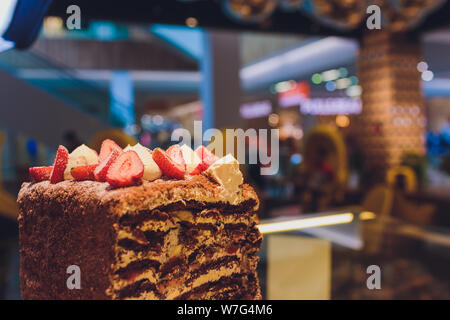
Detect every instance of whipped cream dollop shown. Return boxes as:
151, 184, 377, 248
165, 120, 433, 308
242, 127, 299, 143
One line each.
206, 154, 243, 204
124, 143, 162, 181
64, 144, 99, 180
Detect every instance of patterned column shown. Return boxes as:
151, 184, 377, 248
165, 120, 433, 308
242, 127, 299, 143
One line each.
356, 31, 426, 175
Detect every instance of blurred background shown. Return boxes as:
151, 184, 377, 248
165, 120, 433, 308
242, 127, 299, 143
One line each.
1, 0, 450, 299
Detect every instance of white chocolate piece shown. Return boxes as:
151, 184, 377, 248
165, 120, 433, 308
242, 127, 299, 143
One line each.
206, 154, 243, 204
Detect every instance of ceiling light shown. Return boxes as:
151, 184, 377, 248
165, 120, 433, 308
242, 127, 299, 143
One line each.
336, 78, 351, 89
417, 61, 428, 73
338, 67, 348, 77
336, 114, 350, 128
185, 17, 198, 28
346, 85, 362, 97
359, 211, 376, 221
275, 80, 295, 93
325, 81, 336, 91
421, 70, 434, 82
268, 113, 279, 127
311, 73, 322, 84
349, 75, 358, 85
321, 69, 340, 82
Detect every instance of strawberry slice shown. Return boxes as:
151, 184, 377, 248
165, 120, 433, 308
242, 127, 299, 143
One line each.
152, 148, 185, 179
50, 145, 69, 184
94, 148, 121, 182
196, 146, 219, 166
29, 166, 53, 182
189, 165, 203, 175
190, 146, 219, 175
166, 145, 186, 171
98, 139, 122, 163
106, 150, 144, 187
71, 164, 97, 181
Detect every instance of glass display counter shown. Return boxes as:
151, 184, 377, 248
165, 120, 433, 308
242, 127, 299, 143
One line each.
257, 211, 450, 299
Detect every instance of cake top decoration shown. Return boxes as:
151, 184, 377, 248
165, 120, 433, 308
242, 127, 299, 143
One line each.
28, 139, 243, 190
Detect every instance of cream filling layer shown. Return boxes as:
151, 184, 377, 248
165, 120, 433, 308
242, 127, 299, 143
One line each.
115, 224, 257, 270
111, 269, 158, 294
125, 275, 245, 300
119, 210, 255, 234
116, 228, 180, 267
163, 261, 241, 300
112, 247, 253, 295
115, 233, 254, 268
120, 219, 176, 233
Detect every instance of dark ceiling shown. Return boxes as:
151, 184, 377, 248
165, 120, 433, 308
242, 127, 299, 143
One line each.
46, 0, 450, 38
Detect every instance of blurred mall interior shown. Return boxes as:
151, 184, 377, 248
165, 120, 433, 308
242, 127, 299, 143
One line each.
1, 0, 450, 299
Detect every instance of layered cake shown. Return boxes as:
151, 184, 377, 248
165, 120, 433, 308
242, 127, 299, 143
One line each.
17, 140, 262, 299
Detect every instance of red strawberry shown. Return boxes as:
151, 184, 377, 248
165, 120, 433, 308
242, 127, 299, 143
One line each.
196, 146, 219, 166
50, 145, 69, 183
190, 146, 219, 175
29, 166, 53, 182
189, 165, 203, 175
94, 148, 121, 182
152, 148, 185, 179
98, 139, 122, 163
106, 150, 144, 187
71, 164, 97, 181
166, 145, 186, 170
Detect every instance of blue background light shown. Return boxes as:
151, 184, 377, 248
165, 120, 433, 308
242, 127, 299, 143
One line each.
150, 24, 203, 60
290, 153, 302, 165
325, 81, 336, 91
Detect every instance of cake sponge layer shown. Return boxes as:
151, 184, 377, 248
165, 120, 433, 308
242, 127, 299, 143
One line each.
18, 175, 258, 216
18, 176, 262, 300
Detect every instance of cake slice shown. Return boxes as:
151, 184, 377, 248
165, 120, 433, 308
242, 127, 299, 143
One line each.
17, 143, 262, 300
